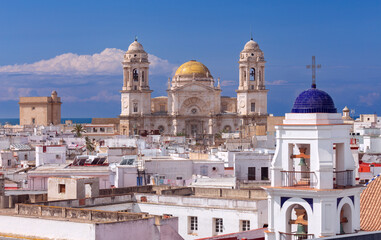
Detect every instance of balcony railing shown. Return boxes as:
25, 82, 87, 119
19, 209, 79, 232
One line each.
334, 170, 354, 188
280, 232, 314, 240
281, 171, 317, 188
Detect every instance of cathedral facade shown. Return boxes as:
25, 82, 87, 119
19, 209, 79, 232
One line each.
119, 38, 268, 136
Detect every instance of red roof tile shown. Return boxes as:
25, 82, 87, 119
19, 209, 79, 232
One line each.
360, 176, 381, 231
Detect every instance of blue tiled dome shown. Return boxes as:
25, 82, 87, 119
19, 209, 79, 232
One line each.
291, 88, 337, 113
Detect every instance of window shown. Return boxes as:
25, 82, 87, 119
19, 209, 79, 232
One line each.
133, 69, 139, 81
32, 107, 35, 110
59, 184, 66, 193
248, 167, 256, 180
176, 176, 183, 180
32, 118, 35, 124
215, 218, 223, 233
142, 71, 145, 82
133, 103, 138, 113
251, 102, 255, 112
241, 220, 250, 231
191, 108, 197, 114
223, 125, 231, 133
200, 165, 208, 176
25, 154, 28, 160
134, 86, 137, 90
158, 125, 165, 134
56, 154, 61, 159
8, 159, 11, 166
250, 68, 255, 81
189, 216, 198, 233
100, 127, 105, 133
159, 104, 166, 112
261, 167, 269, 180
93, 127, 97, 133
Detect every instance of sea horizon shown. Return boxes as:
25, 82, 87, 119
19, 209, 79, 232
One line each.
0, 118, 92, 125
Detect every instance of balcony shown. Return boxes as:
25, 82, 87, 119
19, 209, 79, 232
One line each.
281, 171, 317, 188
280, 232, 314, 240
333, 170, 354, 188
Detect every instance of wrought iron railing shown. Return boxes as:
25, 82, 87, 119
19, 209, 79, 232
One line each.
281, 171, 317, 188
279, 232, 314, 240
333, 170, 353, 188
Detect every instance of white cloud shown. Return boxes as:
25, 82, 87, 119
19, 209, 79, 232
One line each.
0, 87, 33, 101
221, 80, 236, 87
359, 92, 380, 106
61, 90, 119, 103
0, 48, 177, 76
267, 80, 288, 85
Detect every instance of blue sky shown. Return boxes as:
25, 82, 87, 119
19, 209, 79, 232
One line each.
0, 0, 380, 118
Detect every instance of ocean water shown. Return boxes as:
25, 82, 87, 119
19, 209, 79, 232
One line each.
0, 118, 92, 125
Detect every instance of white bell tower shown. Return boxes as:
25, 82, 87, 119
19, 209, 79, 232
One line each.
264, 83, 363, 240
236, 38, 268, 116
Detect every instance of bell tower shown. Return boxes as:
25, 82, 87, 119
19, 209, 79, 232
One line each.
236, 38, 268, 116
120, 38, 152, 135
264, 83, 363, 240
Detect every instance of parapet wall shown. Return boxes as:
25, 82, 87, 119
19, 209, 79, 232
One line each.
99, 185, 267, 199
36, 194, 133, 208
193, 187, 267, 199
15, 203, 147, 222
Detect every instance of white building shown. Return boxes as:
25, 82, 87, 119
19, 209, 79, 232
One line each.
234, 151, 272, 183
264, 84, 364, 240
132, 189, 267, 240
35, 145, 66, 166
143, 156, 225, 186
0, 151, 15, 168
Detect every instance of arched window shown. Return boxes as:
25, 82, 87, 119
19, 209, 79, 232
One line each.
223, 125, 232, 133
142, 71, 145, 82
158, 125, 165, 134
250, 68, 255, 81
133, 103, 138, 113
133, 69, 139, 81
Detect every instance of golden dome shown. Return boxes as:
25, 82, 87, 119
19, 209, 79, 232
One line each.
174, 60, 212, 78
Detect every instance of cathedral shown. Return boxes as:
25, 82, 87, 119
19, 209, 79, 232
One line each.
119, 38, 268, 136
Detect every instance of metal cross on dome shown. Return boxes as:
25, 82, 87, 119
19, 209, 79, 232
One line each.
306, 56, 321, 89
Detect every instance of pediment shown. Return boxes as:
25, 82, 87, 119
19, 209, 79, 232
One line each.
172, 82, 216, 93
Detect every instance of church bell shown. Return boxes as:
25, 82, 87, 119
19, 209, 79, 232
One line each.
298, 158, 307, 166
296, 223, 306, 235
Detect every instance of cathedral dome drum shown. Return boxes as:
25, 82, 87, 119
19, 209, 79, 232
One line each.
291, 87, 337, 113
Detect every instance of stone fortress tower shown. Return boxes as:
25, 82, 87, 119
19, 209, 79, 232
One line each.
19, 90, 62, 126
119, 38, 268, 136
